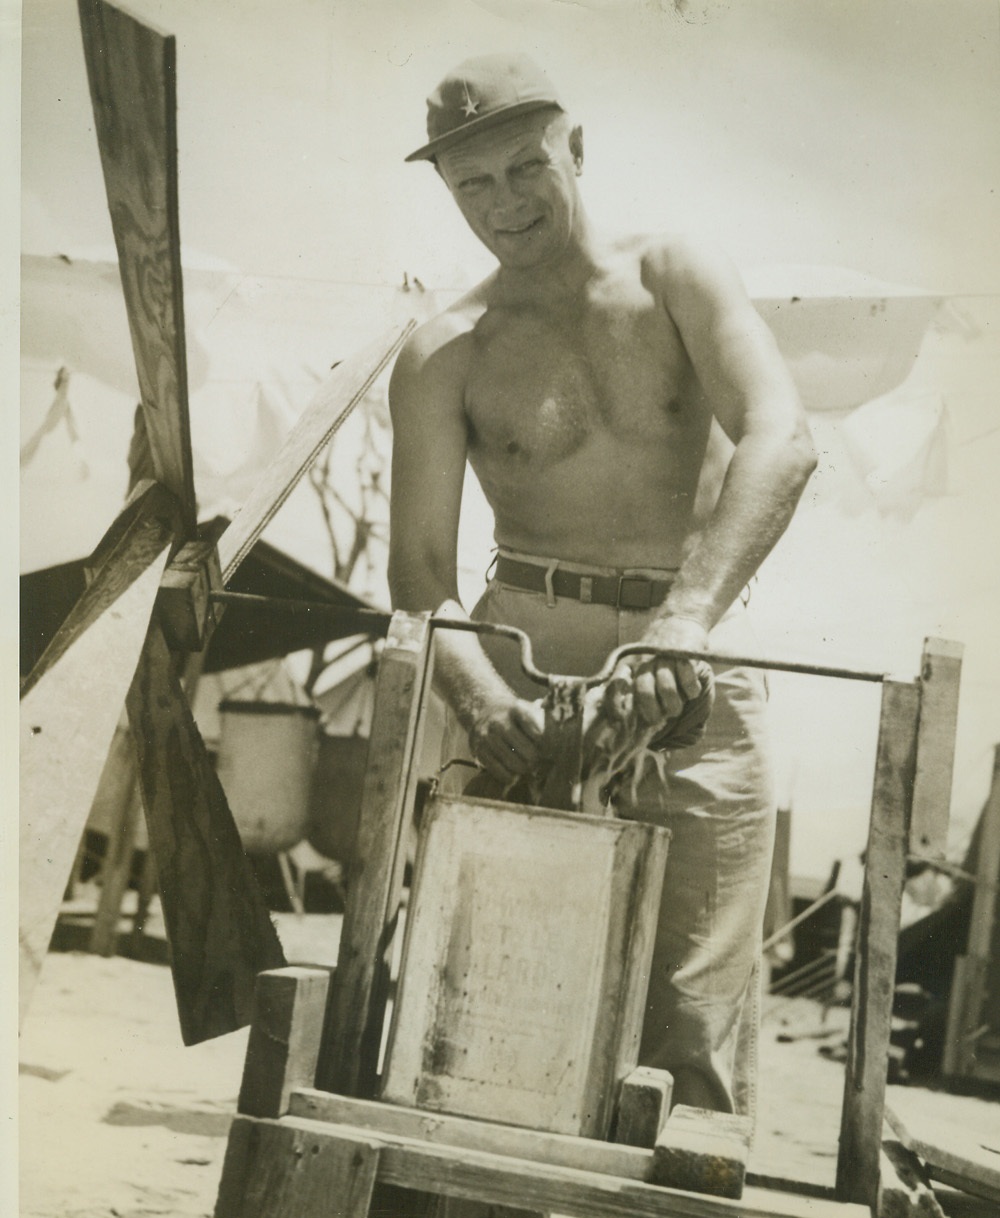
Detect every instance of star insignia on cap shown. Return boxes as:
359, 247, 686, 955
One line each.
461, 82, 479, 118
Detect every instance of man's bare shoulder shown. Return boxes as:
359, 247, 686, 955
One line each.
389, 278, 493, 417
622, 232, 746, 307
397, 279, 492, 370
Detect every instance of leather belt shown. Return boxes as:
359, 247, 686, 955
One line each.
493, 555, 673, 610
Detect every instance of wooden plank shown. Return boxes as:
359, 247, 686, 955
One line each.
214, 1115, 380, 1218
910, 637, 964, 859
320, 611, 433, 1098
885, 1105, 1000, 1204
651, 1106, 751, 1200
878, 1140, 945, 1218
19, 486, 177, 1025
944, 744, 1000, 1080
615, 1067, 674, 1149
260, 1114, 869, 1218
78, 0, 196, 534
126, 622, 286, 1043
238, 968, 333, 1118
835, 679, 921, 1208
290, 1088, 657, 1181
381, 794, 669, 1139
157, 539, 222, 651
20, 481, 180, 699
217, 321, 416, 584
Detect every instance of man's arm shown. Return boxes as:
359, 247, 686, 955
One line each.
387, 323, 544, 782
655, 239, 816, 633
628, 241, 816, 724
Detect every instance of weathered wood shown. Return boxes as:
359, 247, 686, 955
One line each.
245, 1114, 869, 1218
157, 539, 222, 651
910, 637, 964, 859
650, 1106, 751, 1200
128, 845, 159, 956
21, 481, 180, 700
291, 1088, 657, 1181
78, 0, 196, 535
214, 1115, 380, 1218
238, 968, 333, 1119
381, 793, 670, 1139
19, 485, 177, 1025
835, 679, 921, 1207
217, 321, 416, 584
320, 611, 433, 1098
89, 725, 142, 956
943, 744, 1000, 1081
885, 1104, 1000, 1204
615, 1068, 674, 1148
126, 622, 286, 1043
878, 1140, 945, 1218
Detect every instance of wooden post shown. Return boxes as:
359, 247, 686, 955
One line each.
615, 1067, 674, 1149
127, 846, 159, 957
320, 611, 433, 1098
943, 742, 1000, 1081
89, 742, 141, 956
238, 968, 333, 1119
215, 1117, 380, 1218
835, 679, 921, 1207
910, 637, 963, 860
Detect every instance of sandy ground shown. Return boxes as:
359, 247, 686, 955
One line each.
18, 912, 1000, 1217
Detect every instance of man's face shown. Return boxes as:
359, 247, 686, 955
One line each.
436, 110, 584, 270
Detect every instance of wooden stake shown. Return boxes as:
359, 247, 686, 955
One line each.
238, 968, 333, 1119
910, 637, 963, 860
320, 611, 433, 1098
89, 725, 142, 956
615, 1067, 674, 1149
835, 679, 921, 1207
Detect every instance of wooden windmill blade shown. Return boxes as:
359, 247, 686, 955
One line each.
78, 0, 197, 537
70, 0, 291, 1044
19, 482, 178, 1024
217, 320, 415, 585
25, 0, 414, 1043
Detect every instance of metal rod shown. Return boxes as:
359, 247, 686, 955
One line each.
208, 592, 889, 684
762, 885, 841, 953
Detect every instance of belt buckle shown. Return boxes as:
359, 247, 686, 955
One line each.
617, 575, 654, 610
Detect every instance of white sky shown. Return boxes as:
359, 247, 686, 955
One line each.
19, 0, 1000, 292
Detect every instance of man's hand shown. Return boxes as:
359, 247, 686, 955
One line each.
467, 693, 546, 785
603, 615, 714, 745
630, 615, 712, 726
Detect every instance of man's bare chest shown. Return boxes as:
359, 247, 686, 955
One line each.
464, 294, 693, 467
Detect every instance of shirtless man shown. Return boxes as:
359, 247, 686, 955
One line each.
388, 53, 816, 1116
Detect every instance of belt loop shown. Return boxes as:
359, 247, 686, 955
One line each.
544, 560, 558, 608
484, 548, 498, 583
579, 575, 593, 604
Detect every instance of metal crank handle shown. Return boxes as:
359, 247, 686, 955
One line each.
428, 616, 888, 687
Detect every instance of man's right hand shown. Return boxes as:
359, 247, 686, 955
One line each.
467, 694, 546, 785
